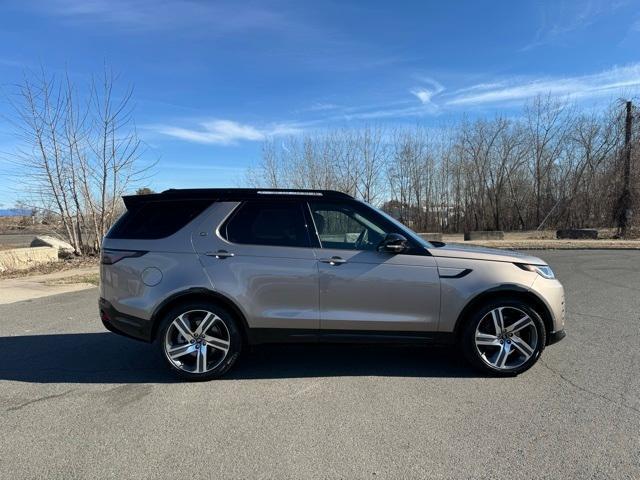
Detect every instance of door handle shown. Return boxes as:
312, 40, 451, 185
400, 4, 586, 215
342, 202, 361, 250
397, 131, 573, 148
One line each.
319, 256, 346, 266
206, 250, 235, 259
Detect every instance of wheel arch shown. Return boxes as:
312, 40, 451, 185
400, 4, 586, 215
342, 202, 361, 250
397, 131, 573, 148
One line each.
150, 288, 250, 345
453, 285, 553, 344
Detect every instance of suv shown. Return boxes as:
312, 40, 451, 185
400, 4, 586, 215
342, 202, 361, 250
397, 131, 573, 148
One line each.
100, 188, 565, 380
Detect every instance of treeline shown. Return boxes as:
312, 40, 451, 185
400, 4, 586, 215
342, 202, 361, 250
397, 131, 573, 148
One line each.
247, 96, 639, 234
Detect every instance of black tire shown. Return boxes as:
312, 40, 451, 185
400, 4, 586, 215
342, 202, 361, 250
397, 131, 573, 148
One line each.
155, 301, 242, 381
461, 298, 546, 376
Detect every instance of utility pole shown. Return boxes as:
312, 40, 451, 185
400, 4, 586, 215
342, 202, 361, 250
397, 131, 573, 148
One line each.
616, 101, 633, 237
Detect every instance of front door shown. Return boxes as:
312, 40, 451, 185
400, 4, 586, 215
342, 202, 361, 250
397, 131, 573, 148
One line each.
308, 201, 440, 333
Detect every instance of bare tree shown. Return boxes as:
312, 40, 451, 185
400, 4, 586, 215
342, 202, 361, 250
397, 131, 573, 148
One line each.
9, 66, 152, 253
248, 96, 638, 235
523, 95, 572, 228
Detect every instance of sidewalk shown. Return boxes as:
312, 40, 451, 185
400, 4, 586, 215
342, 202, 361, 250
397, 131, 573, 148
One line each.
0, 267, 99, 305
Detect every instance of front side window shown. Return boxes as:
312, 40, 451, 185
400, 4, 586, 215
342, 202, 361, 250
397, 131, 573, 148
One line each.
224, 201, 310, 248
309, 201, 392, 251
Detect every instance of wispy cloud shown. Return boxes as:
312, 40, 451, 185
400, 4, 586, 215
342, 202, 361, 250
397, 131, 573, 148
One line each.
446, 63, 640, 106
17, 0, 284, 32
306, 102, 341, 112
150, 63, 640, 145
522, 0, 625, 51
0, 58, 28, 69
153, 120, 302, 145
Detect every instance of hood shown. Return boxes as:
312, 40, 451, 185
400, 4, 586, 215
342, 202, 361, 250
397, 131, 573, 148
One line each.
428, 242, 546, 265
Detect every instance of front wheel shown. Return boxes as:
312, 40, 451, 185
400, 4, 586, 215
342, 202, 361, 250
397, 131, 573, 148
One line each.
461, 299, 546, 376
156, 302, 242, 381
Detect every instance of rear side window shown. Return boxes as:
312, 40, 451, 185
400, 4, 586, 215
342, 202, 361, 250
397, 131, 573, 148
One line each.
107, 200, 212, 239
223, 201, 310, 248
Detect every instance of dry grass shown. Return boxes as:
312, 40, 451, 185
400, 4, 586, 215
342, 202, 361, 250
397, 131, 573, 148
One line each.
466, 239, 640, 250
0, 217, 53, 234
44, 272, 100, 286
441, 228, 640, 245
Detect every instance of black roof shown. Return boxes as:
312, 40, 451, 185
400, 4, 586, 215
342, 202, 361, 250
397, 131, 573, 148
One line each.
123, 188, 353, 208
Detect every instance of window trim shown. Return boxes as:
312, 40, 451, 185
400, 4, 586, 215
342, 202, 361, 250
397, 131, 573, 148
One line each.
303, 202, 322, 249
219, 199, 314, 249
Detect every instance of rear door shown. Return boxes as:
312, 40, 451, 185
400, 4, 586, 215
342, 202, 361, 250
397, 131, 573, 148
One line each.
308, 200, 440, 333
194, 200, 319, 334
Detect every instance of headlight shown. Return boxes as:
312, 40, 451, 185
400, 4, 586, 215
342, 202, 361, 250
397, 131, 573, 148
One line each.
516, 263, 555, 279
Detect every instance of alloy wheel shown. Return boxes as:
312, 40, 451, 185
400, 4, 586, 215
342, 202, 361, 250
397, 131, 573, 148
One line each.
164, 310, 231, 374
474, 306, 538, 370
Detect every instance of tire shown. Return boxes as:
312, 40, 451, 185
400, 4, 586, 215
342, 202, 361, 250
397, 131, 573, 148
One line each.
155, 301, 242, 381
461, 298, 546, 376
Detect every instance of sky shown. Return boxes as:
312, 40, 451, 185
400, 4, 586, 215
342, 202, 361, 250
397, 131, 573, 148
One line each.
1, 0, 640, 207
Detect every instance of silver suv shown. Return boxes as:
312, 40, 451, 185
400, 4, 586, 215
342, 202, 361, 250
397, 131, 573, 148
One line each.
100, 188, 565, 380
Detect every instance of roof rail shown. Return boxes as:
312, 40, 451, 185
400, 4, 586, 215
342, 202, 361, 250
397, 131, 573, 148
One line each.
123, 188, 353, 207
256, 190, 324, 196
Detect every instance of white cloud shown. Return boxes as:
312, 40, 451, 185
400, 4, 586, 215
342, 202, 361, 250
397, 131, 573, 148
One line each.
340, 104, 433, 121
149, 64, 640, 140
447, 63, 640, 107
411, 89, 434, 104
155, 120, 301, 145
411, 78, 444, 106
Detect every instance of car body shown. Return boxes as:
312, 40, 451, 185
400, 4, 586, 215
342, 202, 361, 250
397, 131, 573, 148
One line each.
99, 188, 565, 380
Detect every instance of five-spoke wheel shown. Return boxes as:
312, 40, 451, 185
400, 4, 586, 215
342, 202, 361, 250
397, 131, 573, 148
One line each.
462, 299, 545, 375
157, 303, 241, 380
474, 306, 538, 370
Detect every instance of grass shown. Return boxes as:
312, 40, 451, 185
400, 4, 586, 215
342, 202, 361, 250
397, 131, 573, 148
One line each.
44, 272, 100, 286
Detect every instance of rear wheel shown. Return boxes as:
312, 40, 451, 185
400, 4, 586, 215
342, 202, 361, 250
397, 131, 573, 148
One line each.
461, 299, 546, 376
156, 302, 242, 381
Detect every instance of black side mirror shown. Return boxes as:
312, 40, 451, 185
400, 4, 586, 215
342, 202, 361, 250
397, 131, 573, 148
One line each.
378, 233, 408, 254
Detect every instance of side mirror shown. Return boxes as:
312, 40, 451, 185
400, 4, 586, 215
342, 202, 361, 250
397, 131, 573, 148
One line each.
378, 233, 408, 254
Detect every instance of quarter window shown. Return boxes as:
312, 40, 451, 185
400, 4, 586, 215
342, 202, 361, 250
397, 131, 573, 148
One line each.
224, 201, 310, 248
107, 200, 212, 239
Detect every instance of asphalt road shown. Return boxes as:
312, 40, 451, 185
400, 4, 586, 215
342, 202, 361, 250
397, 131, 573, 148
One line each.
1, 250, 639, 479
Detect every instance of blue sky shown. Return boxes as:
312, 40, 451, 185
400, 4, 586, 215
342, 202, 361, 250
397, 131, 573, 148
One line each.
1, 0, 640, 207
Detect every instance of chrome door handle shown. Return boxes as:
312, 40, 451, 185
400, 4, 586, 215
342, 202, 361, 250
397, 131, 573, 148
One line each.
319, 256, 346, 266
206, 250, 235, 259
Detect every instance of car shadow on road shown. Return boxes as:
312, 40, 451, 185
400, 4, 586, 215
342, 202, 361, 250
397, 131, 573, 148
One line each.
0, 332, 476, 383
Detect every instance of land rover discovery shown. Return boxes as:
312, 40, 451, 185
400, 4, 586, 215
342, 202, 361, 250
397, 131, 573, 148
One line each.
99, 188, 565, 380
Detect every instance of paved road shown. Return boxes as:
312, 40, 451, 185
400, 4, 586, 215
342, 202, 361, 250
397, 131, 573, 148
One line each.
1, 251, 639, 479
